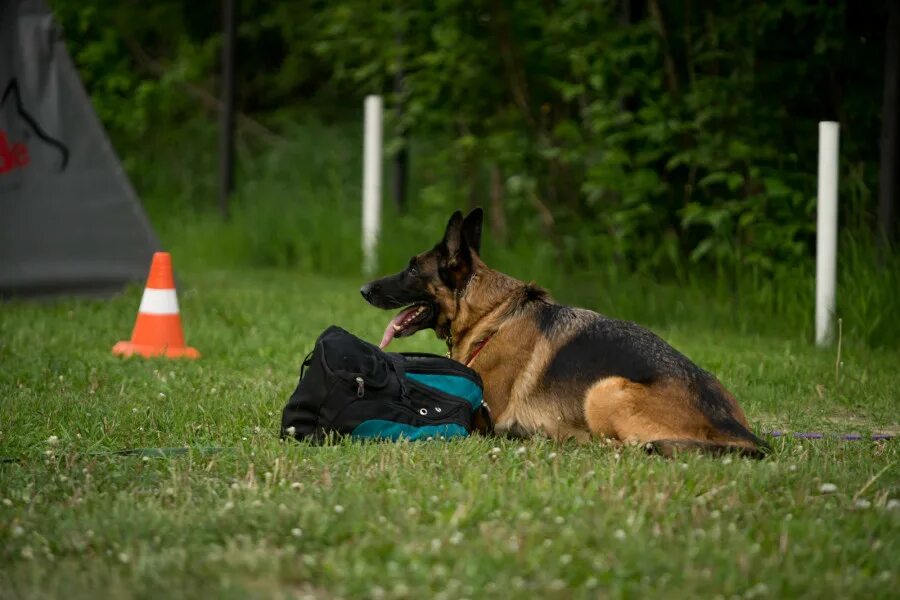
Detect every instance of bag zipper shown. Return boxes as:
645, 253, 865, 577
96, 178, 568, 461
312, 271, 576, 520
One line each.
402, 379, 470, 421
404, 366, 482, 387
355, 376, 365, 398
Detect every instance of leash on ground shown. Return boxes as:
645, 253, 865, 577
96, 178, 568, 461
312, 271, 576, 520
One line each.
767, 431, 895, 440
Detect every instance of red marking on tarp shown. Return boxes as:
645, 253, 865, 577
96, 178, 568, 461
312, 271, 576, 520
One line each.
0, 130, 29, 174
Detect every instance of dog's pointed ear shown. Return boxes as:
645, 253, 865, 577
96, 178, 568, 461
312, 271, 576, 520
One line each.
441, 210, 466, 257
462, 208, 483, 255
439, 209, 474, 289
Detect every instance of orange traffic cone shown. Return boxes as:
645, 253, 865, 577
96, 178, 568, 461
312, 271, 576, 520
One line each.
112, 252, 200, 359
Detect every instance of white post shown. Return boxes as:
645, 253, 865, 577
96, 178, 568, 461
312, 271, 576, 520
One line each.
816, 121, 839, 346
362, 95, 383, 276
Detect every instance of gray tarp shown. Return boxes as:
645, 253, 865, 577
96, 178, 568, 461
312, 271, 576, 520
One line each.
0, 0, 159, 297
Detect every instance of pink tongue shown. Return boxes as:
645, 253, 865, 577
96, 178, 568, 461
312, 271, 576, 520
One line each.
379, 306, 420, 349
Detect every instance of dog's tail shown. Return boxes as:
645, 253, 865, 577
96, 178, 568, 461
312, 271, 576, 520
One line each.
644, 439, 769, 460
672, 374, 772, 459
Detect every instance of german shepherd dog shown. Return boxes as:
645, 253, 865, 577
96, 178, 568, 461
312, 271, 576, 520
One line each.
361, 209, 769, 457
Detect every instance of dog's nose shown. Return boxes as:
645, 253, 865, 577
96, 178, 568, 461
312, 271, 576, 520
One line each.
360, 284, 373, 302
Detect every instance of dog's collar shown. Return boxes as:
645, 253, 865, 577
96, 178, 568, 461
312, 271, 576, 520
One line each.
444, 333, 494, 367
464, 334, 493, 368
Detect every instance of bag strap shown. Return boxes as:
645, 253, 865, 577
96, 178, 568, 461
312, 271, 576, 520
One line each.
385, 354, 411, 401
298, 350, 314, 379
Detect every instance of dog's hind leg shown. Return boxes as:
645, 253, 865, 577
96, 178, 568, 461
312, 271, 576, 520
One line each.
583, 377, 767, 458
583, 377, 700, 442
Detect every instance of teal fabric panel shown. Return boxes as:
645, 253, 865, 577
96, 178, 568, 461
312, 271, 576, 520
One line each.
351, 420, 468, 440
406, 373, 482, 409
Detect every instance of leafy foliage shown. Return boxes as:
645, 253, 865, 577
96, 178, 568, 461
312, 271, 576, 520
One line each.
46, 0, 898, 347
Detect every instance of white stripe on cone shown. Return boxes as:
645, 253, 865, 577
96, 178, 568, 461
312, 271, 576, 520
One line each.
138, 288, 180, 315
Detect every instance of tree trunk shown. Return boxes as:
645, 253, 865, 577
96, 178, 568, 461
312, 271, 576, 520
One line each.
878, 0, 899, 247
648, 0, 679, 94
489, 164, 507, 244
392, 25, 409, 214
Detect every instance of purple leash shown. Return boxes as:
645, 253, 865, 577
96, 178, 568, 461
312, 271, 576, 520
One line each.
768, 431, 895, 441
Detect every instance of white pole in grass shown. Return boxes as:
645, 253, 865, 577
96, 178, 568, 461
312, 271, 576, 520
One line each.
816, 121, 840, 346
362, 95, 384, 276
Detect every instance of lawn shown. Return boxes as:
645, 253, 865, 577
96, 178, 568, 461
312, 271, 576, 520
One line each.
1, 268, 897, 599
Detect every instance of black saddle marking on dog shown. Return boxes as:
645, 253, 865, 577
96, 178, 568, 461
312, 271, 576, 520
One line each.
541, 317, 671, 390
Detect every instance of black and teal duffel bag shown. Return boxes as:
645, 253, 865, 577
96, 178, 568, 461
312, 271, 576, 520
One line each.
280, 326, 491, 442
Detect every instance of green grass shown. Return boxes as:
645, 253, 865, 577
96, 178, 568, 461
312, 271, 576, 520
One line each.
1, 269, 898, 598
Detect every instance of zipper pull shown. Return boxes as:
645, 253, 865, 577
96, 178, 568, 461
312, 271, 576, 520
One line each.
355, 377, 365, 398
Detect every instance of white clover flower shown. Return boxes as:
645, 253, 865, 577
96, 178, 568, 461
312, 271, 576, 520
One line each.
334, 504, 345, 514
886, 499, 899, 510
449, 531, 463, 545
223, 501, 234, 510
554, 515, 565, 525
158, 392, 165, 398
291, 482, 303, 490
613, 529, 626, 541
819, 483, 838, 494
12, 525, 24, 537
854, 499, 871, 509
286, 426, 296, 436
46, 435, 59, 446
548, 452, 558, 459
560, 554, 572, 565
515, 446, 526, 456
490, 447, 501, 455
291, 528, 303, 538
21, 546, 33, 560
118, 552, 130, 563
